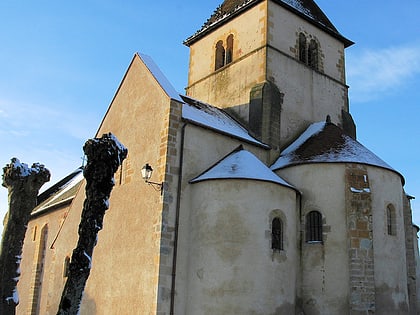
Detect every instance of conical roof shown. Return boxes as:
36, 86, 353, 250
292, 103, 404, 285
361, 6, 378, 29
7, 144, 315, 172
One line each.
270, 121, 404, 183
185, 0, 353, 47
190, 146, 296, 190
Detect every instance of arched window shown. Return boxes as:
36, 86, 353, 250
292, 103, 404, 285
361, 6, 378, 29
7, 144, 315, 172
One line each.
29, 224, 48, 314
63, 256, 71, 278
215, 40, 225, 70
32, 225, 38, 241
299, 33, 307, 63
226, 34, 234, 65
306, 211, 323, 243
387, 204, 396, 236
271, 217, 283, 250
308, 39, 319, 70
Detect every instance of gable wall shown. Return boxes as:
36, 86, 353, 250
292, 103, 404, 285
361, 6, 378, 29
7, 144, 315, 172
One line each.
83, 55, 177, 314
17, 55, 177, 314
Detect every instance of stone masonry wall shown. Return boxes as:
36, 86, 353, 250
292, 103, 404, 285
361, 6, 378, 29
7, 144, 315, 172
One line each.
403, 193, 417, 315
156, 100, 183, 315
345, 164, 375, 314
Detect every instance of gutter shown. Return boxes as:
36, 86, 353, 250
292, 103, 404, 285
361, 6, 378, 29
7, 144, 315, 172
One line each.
30, 197, 74, 219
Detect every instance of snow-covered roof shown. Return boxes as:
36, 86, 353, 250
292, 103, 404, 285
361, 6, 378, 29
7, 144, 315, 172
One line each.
184, 0, 352, 47
138, 53, 183, 103
190, 146, 296, 190
33, 168, 84, 215
47, 171, 83, 204
181, 95, 269, 148
136, 55, 267, 147
271, 122, 404, 182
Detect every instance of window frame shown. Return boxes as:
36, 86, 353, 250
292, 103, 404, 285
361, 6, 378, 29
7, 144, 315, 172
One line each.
214, 34, 234, 71
215, 40, 226, 70
387, 204, 396, 236
299, 33, 307, 63
305, 211, 323, 243
271, 217, 284, 251
225, 34, 234, 65
308, 39, 319, 70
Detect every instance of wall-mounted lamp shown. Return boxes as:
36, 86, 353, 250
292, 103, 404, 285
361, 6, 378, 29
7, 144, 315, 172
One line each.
141, 163, 163, 194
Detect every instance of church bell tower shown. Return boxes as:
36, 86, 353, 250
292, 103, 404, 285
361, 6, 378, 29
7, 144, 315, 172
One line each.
184, 0, 354, 152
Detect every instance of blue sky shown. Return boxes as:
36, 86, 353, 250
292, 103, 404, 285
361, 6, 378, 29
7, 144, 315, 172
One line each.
0, 0, 419, 235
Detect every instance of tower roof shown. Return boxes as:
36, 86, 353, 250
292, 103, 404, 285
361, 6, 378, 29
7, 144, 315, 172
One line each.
184, 0, 353, 47
270, 121, 404, 184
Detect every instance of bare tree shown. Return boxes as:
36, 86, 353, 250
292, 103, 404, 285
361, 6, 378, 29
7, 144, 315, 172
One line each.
0, 159, 50, 315
57, 133, 127, 315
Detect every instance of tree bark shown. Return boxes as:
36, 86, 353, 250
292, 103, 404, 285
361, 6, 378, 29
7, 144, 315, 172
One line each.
0, 159, 50, 315
57, 133, 127, 315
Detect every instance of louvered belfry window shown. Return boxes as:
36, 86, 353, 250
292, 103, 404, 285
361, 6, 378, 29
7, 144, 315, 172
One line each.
226, 34, 234, 65
215, 35, 234, 70
215, 40, 225, 70
306, 211, 323, 243
308, 39, 319, 70
299, 33, 307, 63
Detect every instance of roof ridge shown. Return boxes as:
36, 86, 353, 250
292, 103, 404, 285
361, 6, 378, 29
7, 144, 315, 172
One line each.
184, 0, 353, 47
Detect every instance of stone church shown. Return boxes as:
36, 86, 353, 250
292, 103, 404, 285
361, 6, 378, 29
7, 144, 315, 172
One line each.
16, 0, 419, 314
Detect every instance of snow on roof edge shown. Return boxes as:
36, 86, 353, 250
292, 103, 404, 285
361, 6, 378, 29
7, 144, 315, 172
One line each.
33, 171, 84, 215
272, 159, 405, 186
138, 53, 183, 103
282, 121, 326, 155
190, 148, 297, 191
182, 101, 269, 148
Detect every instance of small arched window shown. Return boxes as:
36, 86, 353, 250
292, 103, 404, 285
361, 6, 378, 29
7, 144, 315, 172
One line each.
306, 211, 323, 243
299, 33, 307, 63
387, 204, 396, 236
215, 40, 225, 70
271, 217, 283, 250
226, 34, 234, 65
308, 39, 319, 70
32, 225, 38, 241
63, 256, 71, 278
29, 224, 48, 314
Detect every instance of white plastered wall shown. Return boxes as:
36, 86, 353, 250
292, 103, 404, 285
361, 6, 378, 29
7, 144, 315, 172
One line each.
185, 179, 298, 315
368, 166, 409, 312
278, 163, 350, 314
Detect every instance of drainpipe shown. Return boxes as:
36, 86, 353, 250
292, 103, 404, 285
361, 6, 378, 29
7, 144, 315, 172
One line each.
297, 191, 303, 313
170, 123, 187, 315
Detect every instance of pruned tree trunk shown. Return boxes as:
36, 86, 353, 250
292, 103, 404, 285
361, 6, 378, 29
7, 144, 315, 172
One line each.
57, 133, 127, 315
0, 159, 50, 315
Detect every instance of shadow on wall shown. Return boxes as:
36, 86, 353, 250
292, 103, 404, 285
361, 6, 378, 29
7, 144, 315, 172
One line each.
80, 293, 97, 315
